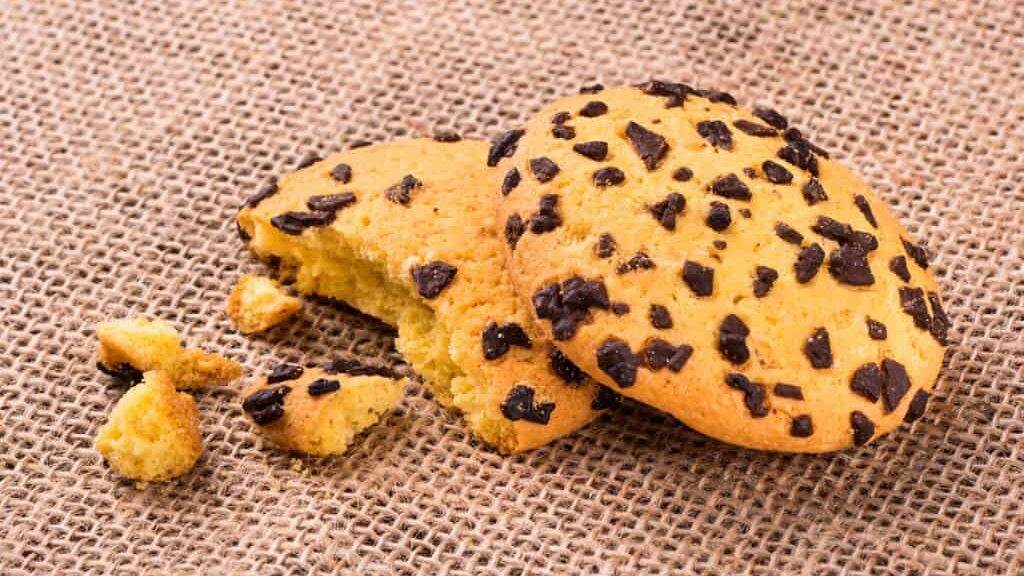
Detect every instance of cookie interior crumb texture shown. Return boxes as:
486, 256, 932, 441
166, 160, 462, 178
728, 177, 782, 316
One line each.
96, 316, 243, 389
226, 274, 303, 333
95, 371, 203, 482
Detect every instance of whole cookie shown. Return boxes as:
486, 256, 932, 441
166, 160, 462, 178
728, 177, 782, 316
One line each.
494, 83, 949, 452
238, 139, 609, 453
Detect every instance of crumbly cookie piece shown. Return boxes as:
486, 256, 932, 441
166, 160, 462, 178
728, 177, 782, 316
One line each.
226, 274, 302, 333
95, 371, 203, 481
96, 316, 243, 389
237, 139, 606, 453
494, 83, 948, 452
241, 362, 404, 456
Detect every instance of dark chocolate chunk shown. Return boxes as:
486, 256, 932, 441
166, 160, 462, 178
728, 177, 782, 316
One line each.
96, 361, 144, 384
682, 261, 714, 296
889, 256, 911, 282
811, 216, 877, 251
710, 174, 751, 201
672, 167, 694, 182
902, 238, 930, 269
851, 411, 875, 446
500, 385, 555, 424
548, 348, 585, 385
243, 385, 291, 424
850, 363, 883, 402
697, 89, 737, 106
649, 304, 673, 329
551, 111, 572, 124
433, 130, 461, 143
867, 318, 888, 340
718, 314, 750, 364
308, 378, 340, 396
596, 233, 617, 258
643, 338, 693, 372
790, 415, 814, 437
899, 286, 931, 330
803, 327, 832, 369
349, 140, 372, 149
636, 79, 691, 107
625, 121, 669, 170
593, 167, 626, 187
801, 178, 828, 205
501, 167, 521, 196
881, 358, 911, 413
579, 83, 605, 95
248, 403, 284, 425
762, 160, 793, 185
650, 192, 686, 230
725, 373, 768, 418
752, 106, 788, 130
267, 363, 304, 384
743, 167, 758, 179
773, 383, 804, 400
529, 194, 562, 233
296, 153, 321, 169
794, 243, 825, 283
411, 261, 457, 299
904, 389, 929, 423
610, 302, 630, 316
696, 120, 733, 150
487, 129, 525, 166
307, 192, 356, 213
854, 195, 878, 228
733, 119, 778, 137
591, 385, 621, 410
504, 213, 526, 250
753, 266, 779, 297
552, 124, 576, 140
573, 140, 609, 161
713, 240, 728, 250
782, 128, 803, 142
530, 157, 560, 183
330, 164, 352, 183
596, 337, 639, 387
928, 292, 950, 345
706, 201, 731, 231
385, 174, 422, 205
828, 243, 875, 286
482, 321, 533, 360
579, 101, 608, 117
322, 358, 397, 378
778, 140, 819, 177
562, 277, 610, 310
616, 251, 656, 274
270, 210, 335, 235
775, 222, 804, 245
533, 277, 610, 340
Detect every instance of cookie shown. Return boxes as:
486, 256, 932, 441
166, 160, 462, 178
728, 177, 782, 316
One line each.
227, 274, 302, 333
241, 362, 405, 456
237, 139, 606, 453
95, 370, 203, 481
96, 316, 243, 389
493, 83, 948, 452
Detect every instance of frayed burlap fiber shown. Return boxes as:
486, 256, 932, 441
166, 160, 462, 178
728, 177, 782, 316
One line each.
1, 1, 1022, 574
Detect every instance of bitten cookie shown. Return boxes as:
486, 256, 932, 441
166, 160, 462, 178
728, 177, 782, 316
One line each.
493, 82, 949, 452
237, 139, 609, 453
227, 274, 302, 333
95, 370, 203, 481
241, 361, 404, 456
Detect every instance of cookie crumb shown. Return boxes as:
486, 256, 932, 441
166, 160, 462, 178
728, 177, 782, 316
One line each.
227, 275, 302, 334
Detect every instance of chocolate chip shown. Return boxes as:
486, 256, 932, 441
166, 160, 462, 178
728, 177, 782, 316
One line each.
487, 129, 525, 167
713, 240, 727, 250
697, 89, 737, 106
411, 261, 457, 299
96, 361, 144, 384
636, 79, 691, 107
296, 153, 321, 169
752, 106, 788, 130
902, 238, 930, 269
650, 192, 686, 230
330, 164, 352, 183
482, 321, 533, 360
682, 261, 714, 296
501, 385, 555, 424
433, 130, 461, 143
579, 83, 605, 95
591, 385, 621, 410
552, 125, 576, 140
851, 411, 875, 446
501, 168, 521, 196
706, 201, 731, 231
551, 111, 572, 124
529, 194, 562, 233
803, 328, 832, 369
643, 338, 693, 372
743, 167, 757, 179
904, 389, 929, 423
308, 378, 340, 396
617, 251, 656, 274
710, 174, 751, 201
762, 160, 793, 184
773, 383, 804, 400
270, 210, 335, 235
267, 363, 303, 384
533, 277, 610, 340
794, 243, 825, 283
881, 358, 911, 413
563, 277, 611, 310
649, 304, 673, 329
775, 222, 804, 245
725, 373, 768, 417
322, 358, 397, 378
505, 214, 526, 249
530, 157, 560, 183
853, 195, 878, 228
596, 233, 617, 258
733, 119, 778, 137
625, 121, 669, 171
596, 337, 639, 387
579, 101, 608, 117
610, 302, 630, 316
696, 120, 733, 150
307, 192, 356, 213
867, 318, 888, 340
753, 266, 779, 297
801, 178, 827, 205
928, 292, 950, 345
248, 403, 284, 425
778, 140, 819, 177
243, 385, 291, 424
739, 210, 750, 220
672, 167, 694, 182
573, 141, 608, 161
889, 256, 911, 282
899, 286, 931, 331
828, 244, 875, 286
810, 216, 877, 251
850, 363, 883, 402
791, 415, 814, 437
782, 128, 803, 142
718, 315, 750, 364
385, 174, 422, 205
548, 348, 585, 384
349, 140, 372, 149
593, 167, 625, 187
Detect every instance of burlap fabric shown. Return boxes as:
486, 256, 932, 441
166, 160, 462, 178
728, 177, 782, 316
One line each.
1, 0, 1021, 574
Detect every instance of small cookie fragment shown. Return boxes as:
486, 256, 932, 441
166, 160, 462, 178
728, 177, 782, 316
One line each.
95, 371, 202, 482
226, 275, 302, 334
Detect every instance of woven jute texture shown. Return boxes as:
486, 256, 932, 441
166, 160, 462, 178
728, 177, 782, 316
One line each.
1, 0, 1022, 574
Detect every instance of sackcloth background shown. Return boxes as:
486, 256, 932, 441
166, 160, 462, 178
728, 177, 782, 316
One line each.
1, 0, 1022, 574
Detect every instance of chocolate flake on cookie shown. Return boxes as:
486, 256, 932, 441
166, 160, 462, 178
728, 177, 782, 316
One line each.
487, 129, 525, 167
243, 384, 291, 425
733, 119, 778, 137
501, 168, 521, 196
504, 214, 526, 250
790, 415, 814, 438
296, 153, 322, 170
773, 383, 804, 400
579, 101, 609, 117
713, 240, 728, 250
725, 373, 768, 418
330, 164, 353, 183
828, 243, 875, 286
928, 292, 950, 345
811, 216, 878, 251
803, 327, 832, 369
753, 266, 779, 297
778, 140, 819, 177
775, 222, 804, 245
591, 385, 621, 410
649, 304, 673, 329
322, 358, 397, 378
850, 363, 883, 402
696, 89, 737, 106
642, 338, 693, 372
552, 125, 576, 140
850, 411, 875, 446
308, 378, 341, 397
706, 201, 732, 232
270, 210, 336, 235
903, 389, 930, 423
593, 167, 626, 187
579, 83, 605, 95
617, 251, 656, 274
548, 348, 585, 385
411, 261, 458, 299
682, 261, 714, 296
650, 192, 686, 230
500, 385, 555, 424
696, 120, 733, 150
482, 321, 533, 360
529, 194, 563, 233
307, 192, 356, 213
881, 358, 911, 413
889, 256, 911, 282
866, 318, 888, 340
385, 174, 422, 205
854, 195, 878, 228
596, 233, 617, 258
533, 277, 610, 340
349, 140, 372, 149
902, 238, 930, 269
433, 130, 462, 143
610, 302, 630, 316
801, 178, 828, 205
752, 106, 788, 130
625, 121, 669, 170
710, 174, 751, 201
718, 314, 750, 365
596, 337, 639, 387
573, 141, 609, 161
636, 79, 691, 108
899, 286, 931, 330
672, 167, 694, 182
551, 111, 572, 124
794, 243, 825, 283
762, 160, 793, 185
530, 157, 560, 183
